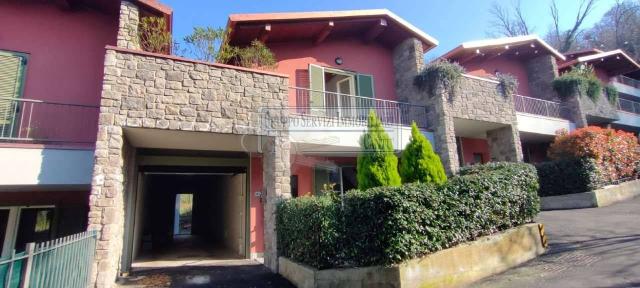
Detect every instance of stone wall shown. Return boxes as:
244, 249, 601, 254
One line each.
89, 47, 290, 287
425, 75, 523, 173
116, 1, 140, 50
525, 55, 559, 101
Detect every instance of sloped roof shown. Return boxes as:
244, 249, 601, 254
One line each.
559, 49, 640, 75
226, 9, 438, 52
440, 35, 565, 62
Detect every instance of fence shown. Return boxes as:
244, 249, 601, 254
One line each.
618, 98, 640, 115
514, 95, 563, 119
0, 97, 99, 144
291, 87, 428, 128
618, 75, 640, 89
0, 230, 98, 288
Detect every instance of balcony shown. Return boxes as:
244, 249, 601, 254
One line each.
618, 98, 640, 115
0, 97, 99, 144
513, 95, 574, 136
615, 98, 640, 128
611, 76, 640, 98
514, 95, 562, 119
290, 87, 428, 128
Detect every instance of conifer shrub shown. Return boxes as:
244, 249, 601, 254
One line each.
356, 111, 402, 190
399, 122, 447, 185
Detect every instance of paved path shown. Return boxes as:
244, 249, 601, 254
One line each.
118, 259, 295, 288
472, 197, 640, 288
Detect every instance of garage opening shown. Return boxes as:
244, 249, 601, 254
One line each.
130, 166, 248, 270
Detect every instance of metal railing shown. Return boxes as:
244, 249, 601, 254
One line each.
514, 95, 563, 118
0, 97, 99, 143
0, 230, 98, 288
616, 75, 640, 89
290, 87, 428, 128
618, 98, 640, 114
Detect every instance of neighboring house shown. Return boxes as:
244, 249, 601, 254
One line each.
0, 0, 170, 283
560, 49, 640, 134
2, 2, 639, 288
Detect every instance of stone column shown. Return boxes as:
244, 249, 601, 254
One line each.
392, 38, 424, 104
262, 136, 291, 272
525, 55, 559, 101
487, 125, 523, 162
562, 95, 588, 128
117, 1, 140, 50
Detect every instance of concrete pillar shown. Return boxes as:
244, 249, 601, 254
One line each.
262, 136, 291, 272
117, 1, 141, 50
487, 125, 524, 162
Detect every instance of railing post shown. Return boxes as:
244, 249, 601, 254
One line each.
19, 242, 35, 288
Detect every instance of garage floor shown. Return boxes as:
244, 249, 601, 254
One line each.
119, 259, 295, 288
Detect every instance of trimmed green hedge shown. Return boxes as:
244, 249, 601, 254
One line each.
276, 162, 540, 269
536, 158, 602, 197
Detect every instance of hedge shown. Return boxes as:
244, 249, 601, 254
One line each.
276, 162, 540, 269
536, 158, 602, 197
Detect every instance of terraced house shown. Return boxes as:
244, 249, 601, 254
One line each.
1, 0, 639, 287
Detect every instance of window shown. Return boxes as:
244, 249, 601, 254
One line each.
308, 64, 375, 119
314, 165, 357, 195
174, 194, 193, 235
0, 50, 28, 138
14, 207, 54, 252
473, 153, 484, 164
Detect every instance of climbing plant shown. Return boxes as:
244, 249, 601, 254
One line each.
414, 60, 465, 98
604, 85, 619, 106
497, 73, 518, 97
552, 65, 602, 102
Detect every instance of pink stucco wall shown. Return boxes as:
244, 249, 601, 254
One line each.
460, 137, 490, 166
250, 156, 265, 254
461, 57, 532, 96
0, 2, 118, 144
269, 39, 399, 106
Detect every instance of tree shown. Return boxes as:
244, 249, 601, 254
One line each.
356, 111, 402, 190
182, 26, 226, 62
580, 0, 640, 59
488, 0, 598, 52
488, 0, 531, 37
399, 123, 447, 185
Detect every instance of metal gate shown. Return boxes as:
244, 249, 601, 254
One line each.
0, 230, 98, 288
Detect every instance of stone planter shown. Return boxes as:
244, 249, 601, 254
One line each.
541, 179, 640, 210
279, 223, 545, 288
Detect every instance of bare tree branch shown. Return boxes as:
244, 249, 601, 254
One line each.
488, 0, 531, 37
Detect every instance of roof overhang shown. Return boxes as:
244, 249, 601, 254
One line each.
439, 35, 565, 64
559, 49, 640, 75
226, 9, 438, 52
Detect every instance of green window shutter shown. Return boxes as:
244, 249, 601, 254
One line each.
356, 74, 374, 98
308, 64, 325, 114
0, 51, 27, 129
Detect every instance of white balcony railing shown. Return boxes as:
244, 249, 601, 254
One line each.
514, 95, 563, 119
0, 97, 99, 143
291, 87, 428, 128
617, 76, 640, 89
618, 98, 640, 115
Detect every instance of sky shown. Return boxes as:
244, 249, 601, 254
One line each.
162, 0, 617, 58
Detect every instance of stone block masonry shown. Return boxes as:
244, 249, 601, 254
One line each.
89, 46, 291, 287
116, 1, 139, 50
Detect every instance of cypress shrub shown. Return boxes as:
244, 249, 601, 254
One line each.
399, 122, 447, 185
356, 110, 402, 190
276, 162, 539, 269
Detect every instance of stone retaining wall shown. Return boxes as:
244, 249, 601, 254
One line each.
541, 179, 640, 210
279, 223, 546, 288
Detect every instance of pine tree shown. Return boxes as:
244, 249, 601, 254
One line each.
399, 122, 448, 185
356, 111, 402, 190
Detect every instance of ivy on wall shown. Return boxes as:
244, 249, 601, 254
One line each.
604, 85, 619, 106
496, 73, 519, 98
414, 60, 465, 99
552, 65, 602, 103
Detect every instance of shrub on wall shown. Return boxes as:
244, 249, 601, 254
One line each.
277, 162, 540, 269
536, 158, 602, 196
548, 126, 640, 183
399, 122, 447, 185
356, 111, 402, 190
552, 65, 602, 102
605, 85, 619, 106
414, 60, 465, 98
138, 16, 172, 54
497, 73, 519, 97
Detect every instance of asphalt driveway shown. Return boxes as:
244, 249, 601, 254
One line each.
472, 196, 640, 288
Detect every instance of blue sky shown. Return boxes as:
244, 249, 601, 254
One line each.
163, 0, 616, 58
